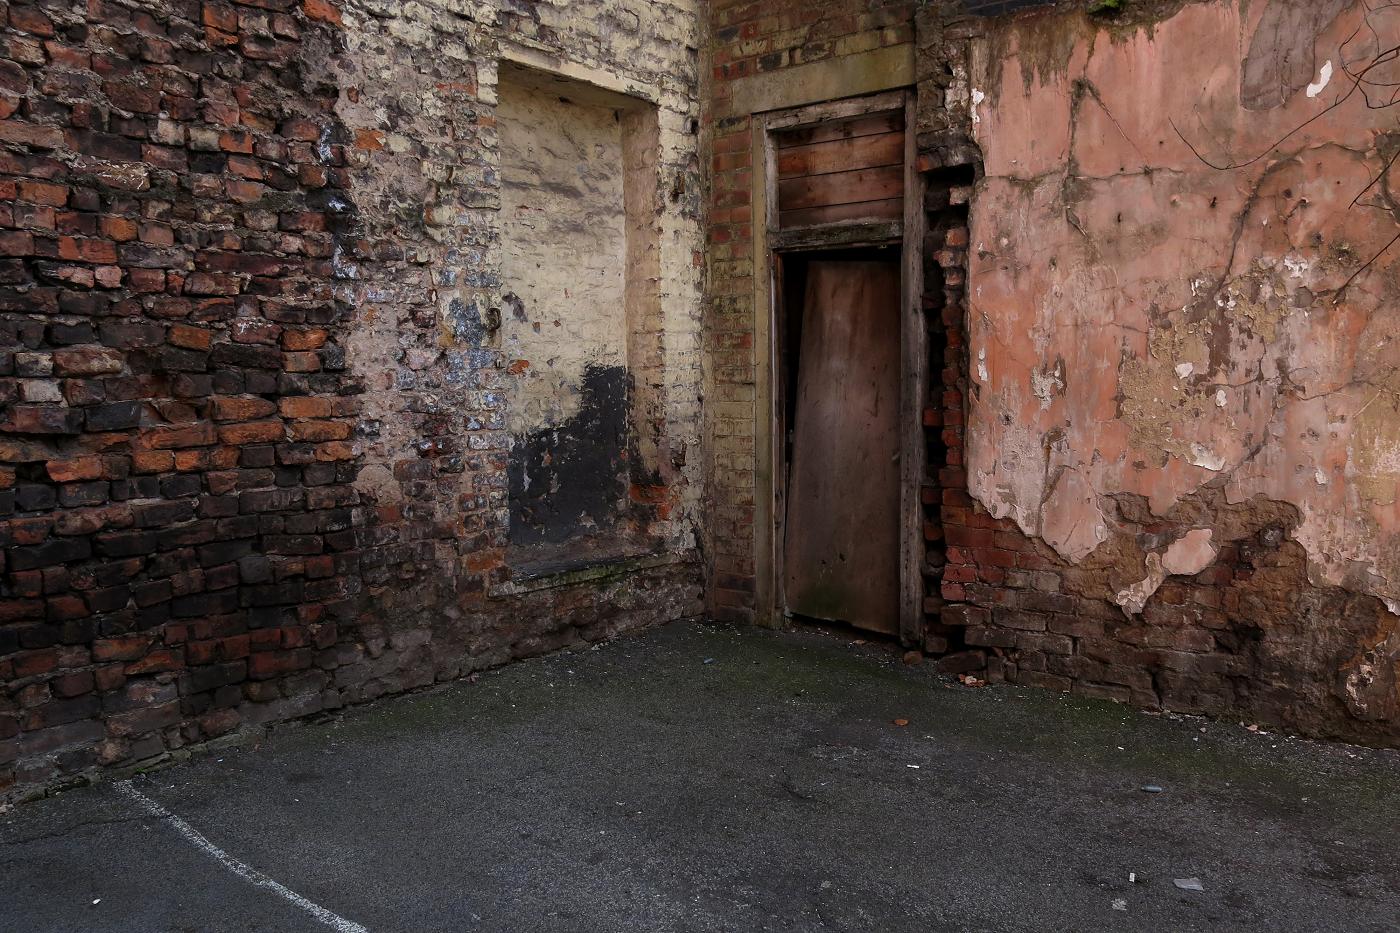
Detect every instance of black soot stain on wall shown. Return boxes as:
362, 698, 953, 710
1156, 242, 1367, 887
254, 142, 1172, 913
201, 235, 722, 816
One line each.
508, 364, 630, 547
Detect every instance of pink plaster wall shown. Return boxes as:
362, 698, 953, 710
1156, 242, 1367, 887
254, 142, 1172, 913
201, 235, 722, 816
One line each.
966, 0, 1400, 618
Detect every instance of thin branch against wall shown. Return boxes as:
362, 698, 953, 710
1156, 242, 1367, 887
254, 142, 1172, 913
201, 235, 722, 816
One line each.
1172, 0, 1400, 302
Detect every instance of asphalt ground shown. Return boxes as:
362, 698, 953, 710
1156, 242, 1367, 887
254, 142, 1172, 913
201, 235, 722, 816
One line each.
4, 621, 1397, 932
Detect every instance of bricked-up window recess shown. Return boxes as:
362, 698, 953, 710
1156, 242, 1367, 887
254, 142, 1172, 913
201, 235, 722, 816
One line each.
496, 64, 669, 571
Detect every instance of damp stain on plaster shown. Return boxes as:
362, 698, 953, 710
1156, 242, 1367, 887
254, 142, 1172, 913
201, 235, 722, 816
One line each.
507, 364, 630, 548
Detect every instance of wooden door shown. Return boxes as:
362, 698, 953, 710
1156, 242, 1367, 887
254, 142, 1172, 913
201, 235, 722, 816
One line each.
783, 259, 901, 634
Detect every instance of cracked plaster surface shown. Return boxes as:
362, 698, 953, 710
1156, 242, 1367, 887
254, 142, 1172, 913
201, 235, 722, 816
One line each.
966, 0, 1400, 609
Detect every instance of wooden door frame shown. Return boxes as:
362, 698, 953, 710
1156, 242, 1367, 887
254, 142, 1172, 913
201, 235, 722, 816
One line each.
751, 90, 927, 647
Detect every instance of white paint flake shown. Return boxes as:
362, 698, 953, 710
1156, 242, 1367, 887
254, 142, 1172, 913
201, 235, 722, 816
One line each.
970, 88, 985, 126
1115, 553, 1165, 615
1189, 443, 1226, 471
1307, 60, 1333, 98
1283, 256, 1309, 279
1315, 468, 1329, 485
1174, 362, 1194, 379
977, 347, 988, 383
1215, 389, 1228, 407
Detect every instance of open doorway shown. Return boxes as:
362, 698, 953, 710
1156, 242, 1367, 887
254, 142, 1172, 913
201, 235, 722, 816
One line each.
777, 246, 902, 636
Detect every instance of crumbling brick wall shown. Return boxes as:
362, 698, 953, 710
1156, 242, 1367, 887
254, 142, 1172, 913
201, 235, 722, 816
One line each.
0, 0, 705, 800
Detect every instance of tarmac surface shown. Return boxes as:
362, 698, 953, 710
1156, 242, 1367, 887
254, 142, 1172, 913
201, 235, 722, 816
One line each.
4, 621, 1398, 932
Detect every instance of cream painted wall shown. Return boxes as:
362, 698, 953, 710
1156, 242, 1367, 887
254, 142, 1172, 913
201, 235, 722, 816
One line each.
498, 79, 629, 436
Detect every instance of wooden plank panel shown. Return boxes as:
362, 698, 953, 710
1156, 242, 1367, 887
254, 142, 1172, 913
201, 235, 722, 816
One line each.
776, 111, 903, 149
778, 164, 903, 212
779, 198, 903, 228
784, 260, 902, 634
776, 131, 904, 179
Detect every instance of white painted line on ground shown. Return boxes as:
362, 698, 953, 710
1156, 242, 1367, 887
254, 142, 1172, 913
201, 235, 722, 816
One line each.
114, 780, 369, 933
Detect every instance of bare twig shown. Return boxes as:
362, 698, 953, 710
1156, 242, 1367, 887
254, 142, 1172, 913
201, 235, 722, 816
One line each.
1173, 10, 1400, 303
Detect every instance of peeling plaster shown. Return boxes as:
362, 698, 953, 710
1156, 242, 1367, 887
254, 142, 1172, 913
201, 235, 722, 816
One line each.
967, 0, 1400, 614
1162, 528, 1217, 576
1189, 443, 1226, 472
1115, 553, 1165, 616
1114, 528, 1217, 616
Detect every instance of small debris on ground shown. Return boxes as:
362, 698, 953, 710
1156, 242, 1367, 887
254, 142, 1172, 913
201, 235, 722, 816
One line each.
1173, 878, 1205, 892
703, 657, 715, 664
957, 674, 985, 688
902, 650, 923, 666
893, 718, 909, 727
1111, 898, 1128, 911
1141, 784, 1164, 794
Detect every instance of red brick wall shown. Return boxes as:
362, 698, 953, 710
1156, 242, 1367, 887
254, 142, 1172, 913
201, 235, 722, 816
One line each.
0, 0, 367, 793
918, 174, 973, 658
0, 0, 704, 800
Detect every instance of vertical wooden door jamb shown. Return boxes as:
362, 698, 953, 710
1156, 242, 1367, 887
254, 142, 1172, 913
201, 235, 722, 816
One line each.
752, 113, 780, 627
898, 92, 927, 649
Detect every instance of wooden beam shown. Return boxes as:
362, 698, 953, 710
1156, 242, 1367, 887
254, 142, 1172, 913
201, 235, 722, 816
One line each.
898, 91, 927, 650
770, 220, 903, 252
775, 113, 903, 149
779, 198, 903, 229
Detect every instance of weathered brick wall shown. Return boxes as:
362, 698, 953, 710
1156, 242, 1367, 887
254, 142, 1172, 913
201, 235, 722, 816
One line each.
1, 0, 705, 800
705, 0, 918, 623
